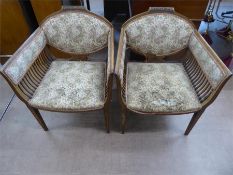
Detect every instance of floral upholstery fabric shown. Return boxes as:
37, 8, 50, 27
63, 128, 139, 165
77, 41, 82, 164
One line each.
125, 14, 194, 56
29, 61, 106, 111
115, 32, 127, 85
106, 30, 114, 83
2, 28, 46, 84
189, 32, 225, 88
41, 11, 110, 54
126, 63, 201, 113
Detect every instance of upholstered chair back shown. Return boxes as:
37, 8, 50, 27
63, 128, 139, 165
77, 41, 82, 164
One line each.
41, 7, 111, 55
124, 7, 195, 56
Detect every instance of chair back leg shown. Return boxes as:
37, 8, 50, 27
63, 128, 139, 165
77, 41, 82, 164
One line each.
104, 106, 110, 133
184, 109, 205, 135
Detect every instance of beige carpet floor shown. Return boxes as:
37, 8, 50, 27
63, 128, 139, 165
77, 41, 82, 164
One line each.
0, 75, 233, 175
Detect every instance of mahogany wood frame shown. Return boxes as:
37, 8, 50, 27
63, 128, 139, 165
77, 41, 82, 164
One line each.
0, 7, 114, 133
115, 7, 232, 135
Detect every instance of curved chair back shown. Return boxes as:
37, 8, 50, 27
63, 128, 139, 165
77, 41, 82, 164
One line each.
123, 7, 196, 56
41, 6, 111, 55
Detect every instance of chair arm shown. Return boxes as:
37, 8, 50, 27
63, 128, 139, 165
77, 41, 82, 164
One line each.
1, 28, 47, 85
115, 31, 127, 87
188, 31, 232, 106
107, 29, 114, 82
105, 29, 115, 102
0, 28, 49, 103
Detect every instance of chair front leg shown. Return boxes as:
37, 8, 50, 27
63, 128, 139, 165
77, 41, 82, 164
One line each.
104, 73, 113, 133
184, 109, 205, 135
104, 105, 110, 133
121, 107, 127, 134
26, 105, 48, 131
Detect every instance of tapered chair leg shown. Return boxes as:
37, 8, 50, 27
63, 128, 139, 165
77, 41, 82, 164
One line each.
104, 106, 110, 133
121, 108, 127, 134
184, 109, 205, 135
27, 105, 48, 131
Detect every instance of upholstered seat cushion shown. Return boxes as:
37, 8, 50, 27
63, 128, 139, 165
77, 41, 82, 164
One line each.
29, 61, 106, 111
126, 63, 201, 113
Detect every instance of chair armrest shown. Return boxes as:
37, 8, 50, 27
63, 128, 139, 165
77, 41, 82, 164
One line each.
1, 28, 47, 84
107, 29, 114, 82
104, 28, 114, 103
115, 31, 127, 86
188, 31, 232, 106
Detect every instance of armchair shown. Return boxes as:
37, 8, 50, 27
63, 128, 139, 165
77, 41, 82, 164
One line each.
115, 7, 232, 135
0, 6, 114, 132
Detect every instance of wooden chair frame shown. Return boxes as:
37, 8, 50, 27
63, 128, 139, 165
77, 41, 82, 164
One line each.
115, 7, 232, 135
0, 6, 114, 133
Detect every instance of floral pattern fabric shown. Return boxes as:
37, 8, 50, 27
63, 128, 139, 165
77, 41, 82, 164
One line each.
125, 14, 194, 56
3, 28, 46, 84
189, 33, 224, 88
41, 12, 110, 54
106, 30, 114, 84
126, 63, 201, 112
29, 61, 106, 111
115, 32, 127, 85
